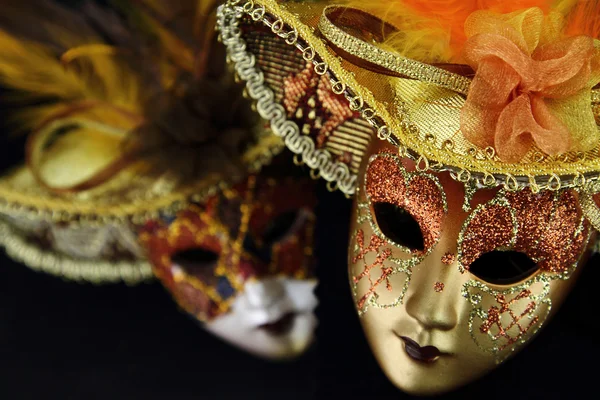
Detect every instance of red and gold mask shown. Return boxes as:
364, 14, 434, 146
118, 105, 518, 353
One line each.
349, 140, 594, 394
140, 169, 318, 360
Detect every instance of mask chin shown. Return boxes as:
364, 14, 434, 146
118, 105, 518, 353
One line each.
203, 277, 318, 360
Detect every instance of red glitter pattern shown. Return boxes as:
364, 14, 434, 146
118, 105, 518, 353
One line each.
460, 204, 514, 269
479, 290, 539, 351
508, 190, 590, 273
441, 252, 456, 265
366, 155, 445, 252
460, 189, 590, 274
352, 229, 393, 310
434, 282, 445, 292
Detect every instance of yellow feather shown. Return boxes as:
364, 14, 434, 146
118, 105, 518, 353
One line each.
0, 26, 143, 131
0, 30, 94, 102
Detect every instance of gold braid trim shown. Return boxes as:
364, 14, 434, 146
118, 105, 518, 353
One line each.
318, 6, 471, 95
580, 191, 600, 232
221, 0, 600, 194
0, 220, 154, 285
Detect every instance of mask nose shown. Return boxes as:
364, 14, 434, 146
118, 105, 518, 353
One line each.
404, 251, 464, 331
244, 278, 286, 309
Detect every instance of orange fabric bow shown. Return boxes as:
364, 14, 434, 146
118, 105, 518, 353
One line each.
460, 8, 600, 162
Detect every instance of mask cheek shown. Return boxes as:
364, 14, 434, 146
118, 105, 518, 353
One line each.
168, 276, 229, 321
349, 219, 419, 315
462, 278, 552, 360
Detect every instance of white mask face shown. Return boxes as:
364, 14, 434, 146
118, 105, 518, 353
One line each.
205, 277, 318, 359
140, 171, 319, 359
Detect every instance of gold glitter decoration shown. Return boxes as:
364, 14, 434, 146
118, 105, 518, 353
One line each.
350, 225, 421, 315
352, 229, 393, 310
457, 188, 592, 358
365, 151, 447, 253
434, 282, 445, 293
441, 252, 455, 265
462, 275, 555, 361
350, 151, 442, 314
462, 180, 478, 212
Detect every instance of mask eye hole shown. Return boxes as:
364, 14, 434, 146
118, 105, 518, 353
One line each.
469, 250, 539, 285
172, 248, 220, 276
263, 210, 302, 244
372, 202, 424, 251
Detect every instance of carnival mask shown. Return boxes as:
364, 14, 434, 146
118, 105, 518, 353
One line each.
140, 169, 318, 360
217, 0, 600, 392
348, 139, 594, 394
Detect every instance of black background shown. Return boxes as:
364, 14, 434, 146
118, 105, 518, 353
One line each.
1, 1, 599, 398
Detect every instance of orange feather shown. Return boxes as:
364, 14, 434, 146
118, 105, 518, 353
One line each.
564, 0, 600, 39
400, 0, 554, 49
341, 0, 555, 62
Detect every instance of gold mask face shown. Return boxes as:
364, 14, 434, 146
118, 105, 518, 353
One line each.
349, 140, 594, 395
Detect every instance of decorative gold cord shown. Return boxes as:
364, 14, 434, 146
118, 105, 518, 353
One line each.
318, 6, 472, 96
0, 221, 154, 285
580, 192, 600, 232
219, 0, 600, 195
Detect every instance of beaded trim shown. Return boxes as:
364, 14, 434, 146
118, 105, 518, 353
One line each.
218, 2, 356, 195
0, 220, 153, 285
318, 6, 471, 95
0, 128, 283, 225
220, 0, 600, 196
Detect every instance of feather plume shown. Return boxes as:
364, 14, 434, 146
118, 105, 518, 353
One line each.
0, 0, 259, 189
339, 0, 555, 62
564, 0, 600, 39
0, 0, 146, 132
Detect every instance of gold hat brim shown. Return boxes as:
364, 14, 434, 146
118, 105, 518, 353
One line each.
217, 0, 600, 195
0, 131, 283, 223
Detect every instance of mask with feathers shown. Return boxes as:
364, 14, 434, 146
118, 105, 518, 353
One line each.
0, 0, 319, 360
139, 157, 318, 360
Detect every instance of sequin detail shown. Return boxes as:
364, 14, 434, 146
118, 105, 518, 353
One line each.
459, 201, 516, 270
441, 252, 456, 265
366, 153, 447, 252
434, 282, 445, 292
459, 189, 591, 274
507, 190, 590, 273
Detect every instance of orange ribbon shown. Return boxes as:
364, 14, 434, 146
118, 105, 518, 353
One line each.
460, 9, 600, 162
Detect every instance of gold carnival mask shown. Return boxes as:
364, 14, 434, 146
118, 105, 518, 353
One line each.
218, 0, 600, 393
349, 140, 594, 394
